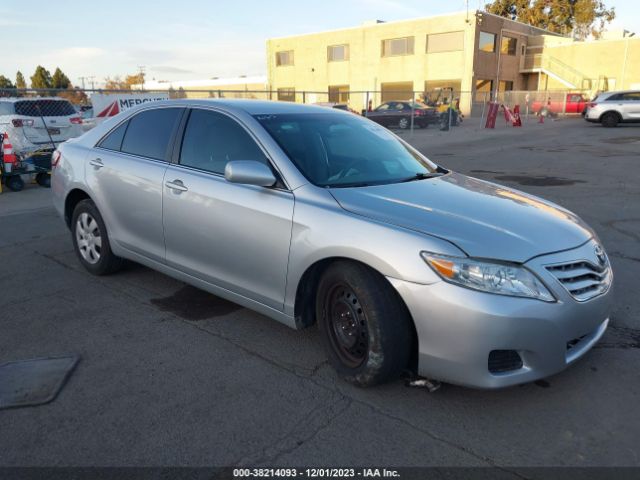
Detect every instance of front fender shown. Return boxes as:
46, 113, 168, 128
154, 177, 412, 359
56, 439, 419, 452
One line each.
283, 185, 464, 316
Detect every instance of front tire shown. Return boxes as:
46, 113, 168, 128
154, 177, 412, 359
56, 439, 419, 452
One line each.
316, 261, 413, 387
601, 112, 620, 128
398, 117, 410, 130
71, 199, 123, 275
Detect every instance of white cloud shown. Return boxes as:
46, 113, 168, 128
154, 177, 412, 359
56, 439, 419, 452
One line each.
51, 47, 107, 61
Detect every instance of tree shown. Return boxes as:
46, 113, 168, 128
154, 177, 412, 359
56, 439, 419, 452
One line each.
30, 65, 53, 89
103, 76, 128, 90
0, 75, 15, 89
58, 87, 88, 105
103, 72, 145, 91
51, 67, 71, 89
124, 73, 145, 88
16, 71, 26, 89
486, 0, 615, 39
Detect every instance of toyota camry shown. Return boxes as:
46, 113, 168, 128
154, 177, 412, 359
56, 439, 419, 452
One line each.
52, 100, 613, 389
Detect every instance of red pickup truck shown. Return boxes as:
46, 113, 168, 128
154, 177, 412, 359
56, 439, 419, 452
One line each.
532, 93, 589, 115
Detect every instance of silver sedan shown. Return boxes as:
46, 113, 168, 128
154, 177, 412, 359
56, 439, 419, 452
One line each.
51, 100, 613, 389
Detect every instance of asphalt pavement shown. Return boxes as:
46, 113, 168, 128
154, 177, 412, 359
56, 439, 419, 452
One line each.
1, 117, 638, 470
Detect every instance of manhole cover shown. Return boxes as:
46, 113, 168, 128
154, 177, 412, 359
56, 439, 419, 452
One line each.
0, 355, 79, 410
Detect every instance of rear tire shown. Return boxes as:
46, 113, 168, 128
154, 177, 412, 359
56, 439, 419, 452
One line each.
316, 261, 413, 387
36, 173, 51, 188
71, 199, 123, 276
398, 118, 409, 130
5, 176, 24, 192
601, 112, 620, 128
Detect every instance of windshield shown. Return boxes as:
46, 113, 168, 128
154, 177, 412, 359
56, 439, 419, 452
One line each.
15, 100, 76, 117
255, 113, 439, 188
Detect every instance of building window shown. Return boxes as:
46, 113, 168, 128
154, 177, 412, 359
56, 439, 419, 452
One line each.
382, 37, 415, 57
426, 31, 464, 53
501, 36, 517, 55
277, 88, 296, 102
328, 85, 350, 103
475, 79, 493, 101
276, 50, 294, 67
479, 32, 496, 53
499, 80, 514, 91
328, 44, 349, 62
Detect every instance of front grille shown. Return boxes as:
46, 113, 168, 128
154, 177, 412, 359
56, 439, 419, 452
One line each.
546, 260, 611, 302
488, 350, 523, 374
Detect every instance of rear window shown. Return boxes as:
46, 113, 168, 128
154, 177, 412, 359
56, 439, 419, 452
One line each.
14, 100, 76, 117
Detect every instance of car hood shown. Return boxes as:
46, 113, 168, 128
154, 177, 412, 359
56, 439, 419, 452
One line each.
329, 173, 594, 263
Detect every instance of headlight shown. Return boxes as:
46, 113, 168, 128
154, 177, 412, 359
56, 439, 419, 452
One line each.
421, 252, 555, 302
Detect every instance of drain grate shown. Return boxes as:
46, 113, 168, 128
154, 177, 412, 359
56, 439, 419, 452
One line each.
0, 355, 79, 410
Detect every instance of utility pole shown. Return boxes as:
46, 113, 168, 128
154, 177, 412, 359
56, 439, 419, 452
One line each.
88, 76, 96, 90
78, 76, 87, 90
137, 65, 146, 90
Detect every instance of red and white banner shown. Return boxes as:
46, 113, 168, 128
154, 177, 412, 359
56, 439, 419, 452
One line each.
485, 102, 499, 129
90, 93, 170, 118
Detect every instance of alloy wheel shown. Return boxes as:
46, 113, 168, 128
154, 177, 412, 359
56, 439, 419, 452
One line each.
75, 212, 102, 264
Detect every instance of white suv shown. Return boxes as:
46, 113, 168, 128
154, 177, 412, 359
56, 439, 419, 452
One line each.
0, 97, 83, 156
584, 90, 640, 127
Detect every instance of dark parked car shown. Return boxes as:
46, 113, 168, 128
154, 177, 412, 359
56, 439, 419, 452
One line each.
366, 101, 439, 129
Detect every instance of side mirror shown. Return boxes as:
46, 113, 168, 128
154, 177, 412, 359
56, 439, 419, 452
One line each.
224, 161, 277, 187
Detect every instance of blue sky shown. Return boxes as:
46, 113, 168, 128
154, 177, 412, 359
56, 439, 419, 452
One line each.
1, 0, 637, 86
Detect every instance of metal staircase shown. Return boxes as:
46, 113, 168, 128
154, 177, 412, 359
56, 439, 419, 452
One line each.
521, 54, 590, 90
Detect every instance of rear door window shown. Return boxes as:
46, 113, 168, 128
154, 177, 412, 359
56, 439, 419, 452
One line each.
120, 108, 183, 161
98, 121, 129, 151
14, 100, 76, 117
179, 108, 268, 175
621, 92, 640, 101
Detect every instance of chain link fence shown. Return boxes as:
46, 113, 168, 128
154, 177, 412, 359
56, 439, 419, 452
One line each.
0, 87, 593, 145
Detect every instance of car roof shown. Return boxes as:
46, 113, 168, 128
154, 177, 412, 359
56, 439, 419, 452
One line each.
151, 98, 342, 116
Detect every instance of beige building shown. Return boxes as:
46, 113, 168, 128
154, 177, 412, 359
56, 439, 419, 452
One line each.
523, 33, 640, 93
266, 10, 639, 114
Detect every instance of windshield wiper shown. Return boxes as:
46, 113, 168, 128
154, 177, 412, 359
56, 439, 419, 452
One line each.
398, 172, 444, 183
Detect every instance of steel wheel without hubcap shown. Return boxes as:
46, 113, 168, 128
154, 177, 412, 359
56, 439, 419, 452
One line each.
325, 284, 369, 368
75, 212, 102, 264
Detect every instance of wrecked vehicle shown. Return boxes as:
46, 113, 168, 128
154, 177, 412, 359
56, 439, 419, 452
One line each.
52, 99, 613, 389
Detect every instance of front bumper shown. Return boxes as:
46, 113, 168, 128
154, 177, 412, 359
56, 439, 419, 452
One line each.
388, 240, 613, 389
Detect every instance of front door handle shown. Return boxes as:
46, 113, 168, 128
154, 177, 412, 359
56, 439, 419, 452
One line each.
165, 179, 188, 193
89, 158, 104, 169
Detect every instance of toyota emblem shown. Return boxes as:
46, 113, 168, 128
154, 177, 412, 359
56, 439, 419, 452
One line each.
595, 245, 606, 266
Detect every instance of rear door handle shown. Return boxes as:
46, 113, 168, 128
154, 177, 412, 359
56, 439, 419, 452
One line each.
89, 158, 104, 169
165, 179, 188, 193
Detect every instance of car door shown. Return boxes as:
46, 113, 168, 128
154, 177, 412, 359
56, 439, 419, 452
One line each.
368, 103, 392, 126
395, 102, 410, 125
620, 92, 640, 119
162, 108, 294, 310
87, 107, 184, 262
